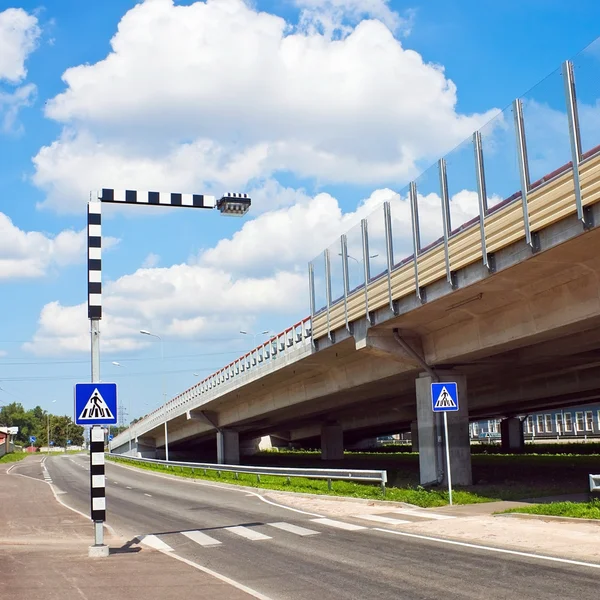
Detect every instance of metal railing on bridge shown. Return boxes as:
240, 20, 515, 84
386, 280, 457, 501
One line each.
107, 454, 388, 494
110, 317, 313, 449
309, 42, 600, 342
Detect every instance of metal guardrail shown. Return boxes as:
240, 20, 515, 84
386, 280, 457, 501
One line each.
589, 474, 600, 493
108, 454, 388, 494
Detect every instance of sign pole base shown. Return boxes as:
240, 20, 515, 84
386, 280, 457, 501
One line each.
89, 521, 109, 557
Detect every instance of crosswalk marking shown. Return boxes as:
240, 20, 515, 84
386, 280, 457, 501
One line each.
353, 514, 411, 525
310, 518, 366, 531
267, 522, 320, 536
182, 530, 222, 547
224, 526, 272, 541
391, 509, 456, 520
140, 534, 173, 552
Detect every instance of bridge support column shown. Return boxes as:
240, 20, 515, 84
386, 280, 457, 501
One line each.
410, 420, 419, 453
415, 373, 471, 486
321, 422, 344, 460
135, 436, 157, 459
501, 417, 524, 453
217, 430, 240, 465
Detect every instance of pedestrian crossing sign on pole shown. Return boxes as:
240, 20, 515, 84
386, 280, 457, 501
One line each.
431, 382, 459, 412
74, 383, 118, 425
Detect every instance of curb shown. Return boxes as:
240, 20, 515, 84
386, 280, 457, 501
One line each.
495, 512, 600, 526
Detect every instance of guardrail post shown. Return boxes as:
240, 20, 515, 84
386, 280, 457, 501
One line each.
324, 248, 333, 341
341, 234, 351, 332
473, 131, 492, 272
383, 201, 397, 314
513, 98, 537, 251
361, 218, 371, 324
438, 158, 454, 287
327, 478, 332, 491
409, 181, 422, 301
562, 60, 591, 229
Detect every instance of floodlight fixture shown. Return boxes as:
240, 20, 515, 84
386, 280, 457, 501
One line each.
217, 193, 251, 216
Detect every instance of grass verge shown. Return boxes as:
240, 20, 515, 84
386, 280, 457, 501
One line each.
502, 500, 600, 520
107, 456, 492, 507
0, 451, 28, 464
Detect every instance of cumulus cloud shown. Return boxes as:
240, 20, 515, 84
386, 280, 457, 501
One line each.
0, 8, 40, 133
33, 0, 498, 213
0, 8, 40, 83
0, 212, 119, 280
23, 181, 482, 355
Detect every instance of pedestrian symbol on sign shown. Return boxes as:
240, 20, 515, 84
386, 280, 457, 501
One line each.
78, 388, 115, 421
434, 386, 457, 409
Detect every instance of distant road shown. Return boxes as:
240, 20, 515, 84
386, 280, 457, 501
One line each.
37, 454, 598, 600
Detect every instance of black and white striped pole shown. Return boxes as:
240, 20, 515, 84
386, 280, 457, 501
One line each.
85, 188, 251, 556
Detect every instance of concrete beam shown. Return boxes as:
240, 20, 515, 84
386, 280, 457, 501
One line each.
354, 326, 424, 368
187, 409, 220, 430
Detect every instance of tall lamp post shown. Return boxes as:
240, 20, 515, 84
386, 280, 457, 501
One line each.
240, 330, 270, 347
139, 330, 168, 461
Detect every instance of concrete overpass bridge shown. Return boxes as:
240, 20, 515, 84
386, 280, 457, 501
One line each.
110, 56, 600, 486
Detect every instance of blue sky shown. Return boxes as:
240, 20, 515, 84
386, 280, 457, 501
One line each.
1, 0, 599, 424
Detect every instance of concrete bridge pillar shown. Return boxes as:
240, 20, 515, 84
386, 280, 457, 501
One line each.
217, 430, 240, 465
415, 373, 472, 486
501, 417, 525, 453
410, 420, 419, 453
135, 436, 157, 459
321, 422, 344, 460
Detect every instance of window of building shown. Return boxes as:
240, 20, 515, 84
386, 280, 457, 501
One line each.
526, 416, 534, 434
585, 411, 594, 432
544, 414, 553, 433
556, 413, 563, 434
564, 412, 573, 432
472, 422, 479, 435
488, 419, 499, 434
597, 410, 600, 431
576, 411, 584, 432
536, 414, 544, 434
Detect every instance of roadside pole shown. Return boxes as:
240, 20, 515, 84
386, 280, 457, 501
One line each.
431, 382, 459, 507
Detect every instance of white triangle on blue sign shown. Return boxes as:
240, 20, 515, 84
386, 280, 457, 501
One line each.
78, 388, 114, 421
434, 386, 457, 409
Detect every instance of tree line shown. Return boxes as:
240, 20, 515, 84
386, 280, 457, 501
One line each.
0, 402, 85, 447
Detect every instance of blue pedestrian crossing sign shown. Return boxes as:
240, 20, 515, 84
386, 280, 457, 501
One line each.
74, 383, 118, 426
431, 382, 459, 412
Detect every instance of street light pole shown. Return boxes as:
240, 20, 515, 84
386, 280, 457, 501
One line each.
240, 329, 270, 347
139, 330, 168, 461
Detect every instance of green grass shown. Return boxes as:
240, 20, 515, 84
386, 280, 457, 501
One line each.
107, 456, 491, 507
503, 499, 600, 520
0, 451, 28, 464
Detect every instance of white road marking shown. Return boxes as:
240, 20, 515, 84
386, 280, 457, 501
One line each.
311, 518, 366, 531
126, 486, 133, 490
391, 509, 455, 520
182, 530, 222, 547
267, 522, 320, 536
154, 548, 274, 600
144, 493, 152, 497
108, 459, 326, 518
352, 514, 410, 525
225, 526, 272, 541
140, 534, 174, 552
372, 528, 600, 570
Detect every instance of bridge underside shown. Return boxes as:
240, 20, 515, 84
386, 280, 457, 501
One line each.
115, 211, 600, 471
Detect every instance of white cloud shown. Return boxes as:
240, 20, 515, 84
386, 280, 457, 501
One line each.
0, 350, 7, 357
0, 8, 40, 83
141, 252, 160, 268
0, 212, 118, 280
33, 0, 498, 213
295, 0, 414, 38
24, 181, 482, 355
0, 8, 40, 133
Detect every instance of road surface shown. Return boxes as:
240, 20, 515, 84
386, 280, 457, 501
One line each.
18, 454, 600, 600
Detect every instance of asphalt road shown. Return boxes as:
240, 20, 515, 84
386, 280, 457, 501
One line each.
24, 454, 600, 600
